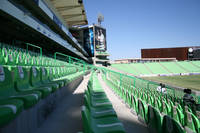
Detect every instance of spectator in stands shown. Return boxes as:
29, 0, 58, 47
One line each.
183, 89, 195, 106
157, 83, 167, 94
183, 89, 197, 114
157, 83, 162, 92
161, 84, 167, 94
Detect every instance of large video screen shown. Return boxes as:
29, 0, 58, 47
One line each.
94, 26, 107, 51
83, 28, 94, 57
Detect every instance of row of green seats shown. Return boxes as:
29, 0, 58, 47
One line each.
81, 72, 126, 133
0, 44, 84, 67
0, 63, 85, 127
104, 71, 200, 133
0, 50, 65, 67
0, 45, 86, 127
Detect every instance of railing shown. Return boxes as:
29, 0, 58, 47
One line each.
26, 43, 42, 57
54, 52, 90, 72
99, 67, 200, 104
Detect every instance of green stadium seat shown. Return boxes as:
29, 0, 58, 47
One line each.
5, 54, 16, 65
84, 93, 112, 109
2, 47, 8, 57
161, 101, 172, 116
147, 105, 163, 133
184, 111, 196, 132
81, 106, 126, 133
192, 113, 200, 133
84, 97, 117, 119
172, 106, 182, 125
0, 99, 24, 127
138, 99, 148, 123
82, 72, 125, 133
125, 90, 132, 106
0, 51, 6, 65
29, 66, 52, 98
16, 53, 25, 66
162, 115, 185, 133
0, 66, 41, 109
130, 94, 138, 113
40, 67, 59, 92
85, 89, 107, 101
48, 67, 65, 87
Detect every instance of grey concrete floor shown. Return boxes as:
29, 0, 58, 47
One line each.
34, 73, 149, 133
98, 74, 150, 133
34, 74, 91, 133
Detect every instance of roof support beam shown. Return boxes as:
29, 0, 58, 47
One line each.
67, 20, 87, 26
62, 14, 83, 19
55, 5, 81, 11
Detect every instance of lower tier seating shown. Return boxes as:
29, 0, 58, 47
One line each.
82, 72, 126, 133
102, 70, 200, 133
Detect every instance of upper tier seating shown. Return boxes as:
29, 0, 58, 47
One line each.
0, 42, 87, 127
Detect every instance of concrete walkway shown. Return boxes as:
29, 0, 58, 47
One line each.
98, 74, 150, 133
34, 73, 149, 133
34, 74, 91, 133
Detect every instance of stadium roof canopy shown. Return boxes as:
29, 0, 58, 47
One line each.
50, 0, 88, 27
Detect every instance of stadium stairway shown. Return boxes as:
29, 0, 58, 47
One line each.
98, 73, 149, 133
143, 63, 154, 74
174, 62, 189, 73
189, 61, 200, 71
191, 61, 200, 68
123, 64, 141, 76
158, 62, 172, 74
129, 64, 142, 75
145, 62, 170, 75
34, 74, 91, 133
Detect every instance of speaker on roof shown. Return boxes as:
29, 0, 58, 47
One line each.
78, 0, 83, 4
82, 10, 85, 14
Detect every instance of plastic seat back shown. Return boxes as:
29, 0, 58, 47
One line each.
2, 47, 8, 57
0, 66, 15, 98
30, 66, 41, 87
40, 67, 48, 83
48, 67, 54, 81
184, 111, 196, 132
81, 106, 91, 133
162, 115, 185, 133
147, 105, 163, 133
14, 66, 30, 91
192, 113, 200, 133
0, 49, 6, 65
5, 54, 15, 66
16, 53, 25, 66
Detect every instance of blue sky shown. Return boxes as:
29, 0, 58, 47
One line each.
84, 0, 200, 60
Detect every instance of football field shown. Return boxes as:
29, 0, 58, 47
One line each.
144, 75, 200, 91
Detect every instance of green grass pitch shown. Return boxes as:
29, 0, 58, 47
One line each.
144, 75, 200, 91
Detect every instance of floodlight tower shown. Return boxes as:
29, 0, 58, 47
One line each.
98, 13, 104, 26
